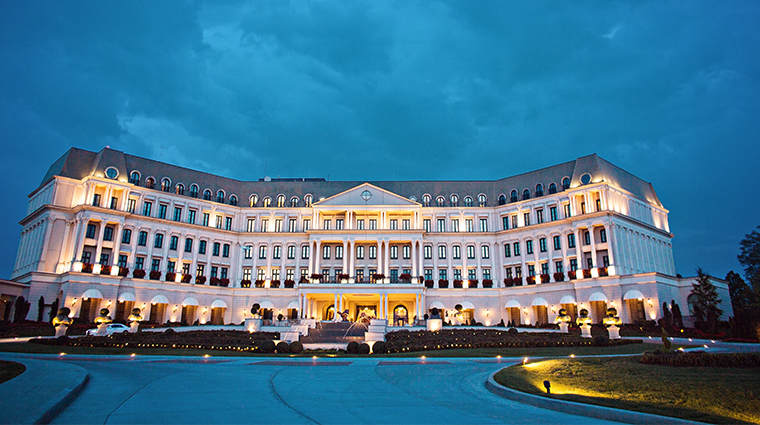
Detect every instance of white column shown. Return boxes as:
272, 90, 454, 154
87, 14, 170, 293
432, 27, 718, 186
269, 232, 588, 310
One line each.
72, 218, 86, 264
411, 241, 417, 277
94, 222, 108, 264
589, 226, 598, 269
384, 240, 390, 276
333, 293, 338, 322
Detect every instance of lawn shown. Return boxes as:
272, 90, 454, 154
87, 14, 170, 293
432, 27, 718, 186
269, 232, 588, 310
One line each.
493, 356, 760, 424
0, 360, 26, 384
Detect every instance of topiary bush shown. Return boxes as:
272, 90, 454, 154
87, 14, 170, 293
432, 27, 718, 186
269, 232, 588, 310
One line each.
164, 328, 175, 334
260, 340, 276, 353
276, 341, 290, 353
346, 341, 359, 354
358, 343, 371, 354
289, 341, 303, 354
507, 327, 518, 335
372, 341, 387, 354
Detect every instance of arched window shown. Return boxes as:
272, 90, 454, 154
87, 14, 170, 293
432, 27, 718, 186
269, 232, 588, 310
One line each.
216, 190, 225, 203
304, 194, 313, 207
498, 194, 507, 205
436, 196, 445, 207
290, 197, 299, 207
249, 194, 259, 207
175, 184, 185, 195
510, 190, 518, 203
409, 196, 417, 202
548, 183, 557, 194
145, 177, 155, 189
562, 177, 570, 190
203, 189, 212, 201
450, 194, 459, 207
422, 194, 431, 207
522, 189, 530, 200
189, 184, 199, 198
276, 194, 285, 208
229, 195, 237, 206
263, 196, 272, 207
463, 196, 473, 207
161, 178, 171, 192
477, 194, 487, 207
129, 171, 140, 185
535, 184, 544, 197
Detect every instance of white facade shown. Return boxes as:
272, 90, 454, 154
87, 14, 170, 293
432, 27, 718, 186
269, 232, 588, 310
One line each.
6, 148, 731, 326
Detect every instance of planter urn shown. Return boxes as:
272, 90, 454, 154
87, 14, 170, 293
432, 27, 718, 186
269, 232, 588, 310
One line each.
52, 307, 73, 337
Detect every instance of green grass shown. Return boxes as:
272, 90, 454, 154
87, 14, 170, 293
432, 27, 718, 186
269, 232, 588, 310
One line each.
0, 340, 662, 358
493, 356, 760, 424
0, 360, 26, 384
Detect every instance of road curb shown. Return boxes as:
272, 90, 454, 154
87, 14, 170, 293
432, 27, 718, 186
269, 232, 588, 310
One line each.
31, 364, 88, 425
486, 371, 704, 425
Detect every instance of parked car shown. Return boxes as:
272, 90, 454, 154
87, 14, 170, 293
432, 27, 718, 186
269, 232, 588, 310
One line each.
85, 323, 130, 336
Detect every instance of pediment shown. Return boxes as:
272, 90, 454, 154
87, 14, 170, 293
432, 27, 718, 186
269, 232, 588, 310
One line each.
315, 183, 420, 207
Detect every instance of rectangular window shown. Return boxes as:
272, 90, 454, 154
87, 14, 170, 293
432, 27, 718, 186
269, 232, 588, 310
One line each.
403, 245, 410, 259
564, 204, 571, 218
273, 219, 282, 232
454, 269, 462, 280
93, 193, 101, 207
323, 245, 331, 259
584, 231, 591, 245
243, 268, 252, 281
505, 267, 513, 279
143, 201, 152, 217
221, 267, 228, 280
199, 240, 207, 254
356, 219, 364, 230
336, 219, 344, 230
336, 245, 343, 259
286, 269, 295, 281
570, 259, 578, 271
438, 245, 446, 259
467, 245, 475, 260
303, 219, 310, 231
86, 224, 96, 239
481, 245, 490, 259
600, 229, 607, 243
423, 219, 431, 232
528, 264, 535, 277
390, 246, 398, 259
369, 245, 377, 259
151, 258, 161, 272
596, 199, 601, 212
423, 245, 432, 260
300, 268, 308, 278
553, 235, 561, 250
196, 264, 204, 277
247, 218, 256, 232
110, 197, 118, 209
526, 240, 534, 255
244, 246, 252, 259
127, 199, 136, 214
581, 202, 586, 214
202, 212, 210, 227
210, 266, 218, 278
118, 254, 128, 268
402, 219, 410, 230
437, 219, 445, 232
483, 269, 491, 280
256, 269, 265, 281
323, 219, 331, 230
390, 269, 398, 283
99, 253, 109, 265
272, 268, 280, 281
225, 217, 232, 231
541, 263, 549, 275
169, 235, 178, 250
555, 261, 563, 274
356, 246, 365, 259
261, 219, 268, 232
568, 234, 576, 248
439, 269, 447, 281
502, 216, 509, 230
223, 244, 230, 258
513, 242, 521, 256
424, 269, 433, 281
288, 245, 295, 259
154, 233, 163, 249
258, 245, 267, 259
511, 215, 518, 229
389, 219, 397, 230
550, 206, 558, 221
103, 226, 113, 241
539, 238, 547, 253
173, 207, 182, 222
480, 218, 488, 232
369, 219, 377, 230
188, 210, 196, 225
138, 231, 147, 246
301, 246, 310, 259
135, 257, 144, 271
468, 268, 476, 280
215, 215, 222, 229
523, 212, 530, 226
451, 219, 459, 232
453, 245, 461, 259
212, 242, 220, 256
466, 219, 473, 232
603, 255, 609, 268
289, 219, 297, 232
167, 260, 175, 273
272, 245, 280, 259
536, 209, 544, 224
122, 229, 132, 244
587, 257, 593, 269
158, 204, 167, 220
504, 244, 511, 257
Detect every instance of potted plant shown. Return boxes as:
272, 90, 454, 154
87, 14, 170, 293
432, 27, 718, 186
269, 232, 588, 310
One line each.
424, 279, 434, 288
298, 276, 309, 284
240, 279, 252, 288
598, 267, 609, 277
568, 270, 577, 280
503, 278, 513, 287
553, 272, 565, 282
246, 303, 263, 332
254, 279, 265, 288
209, 277, 221, 286
284, 279, 295, 288
482, 279, 493, 288
181, 273, 192, 283
337, 273, 349, 283
270, 280, 281, 288
526, 275, 535, 285
133, 269, 146, 279
310, 273, 323, 283
149, 270, 161, 280
400, 273, 412, 283
453, 279, 463, 288
540, 273, 550, 283
100, 265, 112, 275
438, 279, 448, 288
118, 267, 129, 277
582, 269, 592, 279
468, 279, 479, 288
195, 275, 207, 284
81, 263, 94, 273
220, 278, 230, 287
165, 272, 176, 282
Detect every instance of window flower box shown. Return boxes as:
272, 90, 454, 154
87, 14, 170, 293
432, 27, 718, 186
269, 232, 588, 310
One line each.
400, 273, 412, 283
284, 279, 295, 288
220, 278, 230, 287
81, 263, 94, 273
100, 265, 112, 275
254, 279, 265, 288
598, 267, 609, 277
540, 273, 550, 283
133, 269, 146, 279
553, 272, 565, 282
165, 272, 176, 282
209, 277, 221, 286
240, 279, 252, 288
468, 279, 479, 288
149, 270, 161, 280
482, 279, 493, 288
181, 273, 192, 283
582, 269, 592, 279
270, 280, 280, 288
453, 279, 463, 288
503, 278, 513, 287
438, 279, 449, 288
526, 276, 536, 285
118, 267, 129, 277
195, 275, 207, 284
568, 270, 577, 280
424, 279, 434, 288
298, 276, 309, 284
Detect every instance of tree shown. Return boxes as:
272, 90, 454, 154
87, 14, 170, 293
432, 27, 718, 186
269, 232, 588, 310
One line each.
13, 296, 30, 323
738, 225, 760, 292
661, 302, 672, 328
48, 298, 60, 323
671, 300, 684, 329
726, 271, 758, 339
36, 296, 45, 322
690, 268, 723, 334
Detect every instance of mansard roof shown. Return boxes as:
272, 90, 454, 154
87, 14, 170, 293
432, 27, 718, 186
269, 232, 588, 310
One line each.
40, 147, 663, 208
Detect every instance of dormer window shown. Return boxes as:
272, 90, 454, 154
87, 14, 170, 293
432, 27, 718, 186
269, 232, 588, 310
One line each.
250, 194, 259, 207
510, 190, 518, 203
263, 196, 272, 207
189, 184, 199, 198
129, 171, 140, 185
176, 184, 185, 195
203, 189, 212, 201
450, 194, 458, 207
216, 190, 225, 203
522, 189, 530, 200
548, 183, 557, 194
161, 178, 171, 192
277, 194, 285, 207
463, 196, 473, 207
290, 197, 299, 207
229, 195, 237, 206
304, 194, 313, 207
562, 177, 570, 190
145, 177, 155, 189
436, 196, 445, 207
536, 184, 544, 197
422, 194, 431, 207
498, 194, 506, 205
477, 194, 487, 207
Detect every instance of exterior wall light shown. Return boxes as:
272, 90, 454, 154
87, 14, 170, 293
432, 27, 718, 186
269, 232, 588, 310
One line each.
71, 298, 77, 305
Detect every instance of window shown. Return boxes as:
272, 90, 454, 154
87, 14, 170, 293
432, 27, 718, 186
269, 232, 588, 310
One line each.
603, 255, 609, 268
523, 212, 531, 226
167, 260, 175, 273
522, 189, 530, 200
157, 204, 167, 220
564, 204, 571, 218
143, 201, 152, 217
526, 240, 533, 254
188, 210, 196, 225
437, 219, 445, 232
138, 231, 148, 246
127, 199, 136, 213
536, 184, 544, 197
451, 219, 459, 232
562, 177, 570, 190
467, 245, 475, 260
289, 219, 297, 232
129, 171, 140, 185
323, 219, 331, 230
196, 264, 204, 277
567, 233, 576, 248
145, 177, 155, 189
210, 266, 218, 278
510, 190, 518, 203
212, 242, 220, 256
512, 215, 518, 228
277, 195, 285, 208
336, 219, 344, 230
225, 217, 232, 230
169, 235, 178, 250
553, 235, 561, 250
555, 261, 563, 274
216, 190, 225, 203
549, 183, 557, 194
541, 263, 549, 275
450, 194, 459, 206
243, 269, 252, 281
160, 179, 171, 192
600, 228, 607, 243
403, 245, 410, 259
102, 226, 113, 241
424, 269, 433, 280
151, 259, 160, 272
502, 217, 509, 230
118, 254, 128, 268
454, 269, 462, 281
479, 218, 488, 232
369, 219, 377, 230
481, 245, 490, 259
303, 219, 310, 231
243, 246, 252, 259
389, 219, 397, 230
596, 199, 601, 212
258, 245, 267, 259
478, 194, 487, 207
436, 196, 445, 207
464, 196, 473, 207
187, 184, 197, 198
181, 237, 192, 253
465, 219, 473, 232
539, 238, 547, 253
369, 245, 377, 259
202, 212, 210, 227
110, 196, 118, 209
587, 257, 594, 269
336, 245, 343, 259
304, 194, 313, 207
170, 207, 180, 222
249, 194, 258, 207
246, 218, 256, 232
550, 206, 557, 221
423, 245, 432, 260
581, 202, 586, 214
390, 246, 398, 259
528, 264, 535, 277
570, 258, 578, 271
81, 251, 92, 264
439, 269, 447, 280
121, 229, 132, 244
215, 215, 222, 229
223, 244, 230, 258
357, 219, 364, 230
272, 245, 280, 259
504, 244, 511, 257
453, 245, 461, 259
513, 242, 521, 256
584, 231, 591, 245
356, 246, 365, 259
468, 269, 476, 280
498, 194, 507, 205
505, 267, 513, 279
261, 219, 268, 232
438, 245, 446, 259
536, 209, 544, 224
323, 245, 331, 259
99, 253, 109, 265
203, 190, 212, 201
229, 195, 237, 206
402, 219, 410, 230
199, 240, 207, 254
92, 193, 101, 207
483, 269, 491, 280
290, 197, 299, 207
422, 194, 431, 207
154, 233, 163, 249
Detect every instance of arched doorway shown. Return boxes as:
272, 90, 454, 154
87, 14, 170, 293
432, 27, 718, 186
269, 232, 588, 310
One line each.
149, 295, 169, 324
80, 289, 104, 322
325, 304, 335, 321
393, 304, 408, 326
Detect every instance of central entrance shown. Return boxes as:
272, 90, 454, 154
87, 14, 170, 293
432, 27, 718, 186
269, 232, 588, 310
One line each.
354, 305, 377, 323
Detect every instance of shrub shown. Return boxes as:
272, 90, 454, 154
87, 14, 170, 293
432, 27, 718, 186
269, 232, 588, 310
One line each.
553, 272, 565, 282
260, 340, 276, 353
101, 265, 112, 275
166, 272, 176, 282
133, 269, 146, 279
482, 279, 493, 288
640, 351, 760, 367
289, 341, 304, 354
372, 341, 387, 354
346, 341, 359, 354
164, 328, 175, 334
438, 279, 449, 288
283, 279, 295, 288
358, 343, 371, 354
195, 275, 206, 284
507, 327, 518, 335
453, 280, 463, 288
149, 270, 161, 280
593, 335, 610, 346
276, 341, 290, 353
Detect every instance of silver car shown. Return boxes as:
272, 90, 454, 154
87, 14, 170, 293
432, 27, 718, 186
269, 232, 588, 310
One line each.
85, 323, 130, 336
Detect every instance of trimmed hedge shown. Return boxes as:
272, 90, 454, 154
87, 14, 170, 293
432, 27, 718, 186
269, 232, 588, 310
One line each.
640, 351, 760, 368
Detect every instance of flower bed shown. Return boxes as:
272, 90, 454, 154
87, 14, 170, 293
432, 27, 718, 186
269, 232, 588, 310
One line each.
384, 329, 640, 354
640, 351, 760, 368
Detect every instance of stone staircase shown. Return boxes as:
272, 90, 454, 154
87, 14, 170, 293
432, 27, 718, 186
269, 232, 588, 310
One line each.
298, 321, 367, 343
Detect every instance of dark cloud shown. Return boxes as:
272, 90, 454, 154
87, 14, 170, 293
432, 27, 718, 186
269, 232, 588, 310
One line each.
1, 1, 759, 279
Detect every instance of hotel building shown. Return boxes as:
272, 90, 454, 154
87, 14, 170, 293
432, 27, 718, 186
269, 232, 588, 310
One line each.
4, 147, 731, 327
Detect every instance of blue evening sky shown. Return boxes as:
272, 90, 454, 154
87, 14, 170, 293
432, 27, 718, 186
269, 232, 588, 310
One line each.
1, 1, 758, 280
